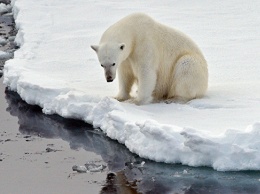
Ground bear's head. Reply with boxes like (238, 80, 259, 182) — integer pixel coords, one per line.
(91, 42, 125, 82)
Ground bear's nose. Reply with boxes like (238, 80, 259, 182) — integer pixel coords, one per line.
(106, 76, 113, 82)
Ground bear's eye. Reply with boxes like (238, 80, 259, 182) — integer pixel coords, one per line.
(101, 64, 104, 67)
(112, 63, 115, 66)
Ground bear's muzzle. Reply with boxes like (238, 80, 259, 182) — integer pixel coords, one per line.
(106, 76, 113, 82)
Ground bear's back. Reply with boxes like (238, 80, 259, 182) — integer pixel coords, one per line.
(100, 13, 204, 60)
(100, 13, 155, 43)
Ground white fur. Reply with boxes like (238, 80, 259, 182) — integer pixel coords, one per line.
(91, 13, 208, 105)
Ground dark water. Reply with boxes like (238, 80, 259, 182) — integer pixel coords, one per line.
(4, 88, 260, 194)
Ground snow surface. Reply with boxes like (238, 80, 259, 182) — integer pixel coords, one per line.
(3, 0, 260, 171)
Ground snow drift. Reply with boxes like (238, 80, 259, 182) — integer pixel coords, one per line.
(3, 0, 260, 171)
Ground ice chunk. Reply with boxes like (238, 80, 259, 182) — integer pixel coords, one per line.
(0, 37, 7, 45)
(0, 51, 12, 60)
(72, 165, 87, 173)
(0, 3, 11, 15)
(72, 162, 107, 173)
(85, 163, 107, 172)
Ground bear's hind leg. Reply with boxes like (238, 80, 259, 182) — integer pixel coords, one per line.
(170, 54, 208, 102)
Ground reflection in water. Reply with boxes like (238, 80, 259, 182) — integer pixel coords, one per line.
(5, 89, 260, 194)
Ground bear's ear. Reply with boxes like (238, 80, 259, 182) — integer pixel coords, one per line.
(119, 43, 125, 50)
(91, 45, 99, 52)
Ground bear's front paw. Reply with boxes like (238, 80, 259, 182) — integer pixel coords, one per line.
(133, 98, 153, 105)
(120, 98, 141, 105)
(114, 95, 130, 102)
(121, 98, 152, 105)
(134, 96, 153, 105)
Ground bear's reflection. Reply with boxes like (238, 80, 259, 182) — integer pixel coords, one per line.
(5, 89, 260, 194)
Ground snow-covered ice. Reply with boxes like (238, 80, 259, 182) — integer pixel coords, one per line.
(3, 0, 260, 171)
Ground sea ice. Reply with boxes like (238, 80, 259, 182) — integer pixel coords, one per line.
(3, 0, 260, 171)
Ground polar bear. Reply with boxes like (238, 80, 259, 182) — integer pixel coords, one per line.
(91, 13, 208, 105)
